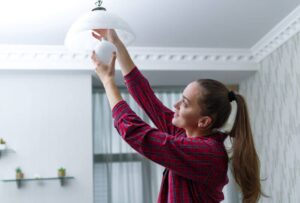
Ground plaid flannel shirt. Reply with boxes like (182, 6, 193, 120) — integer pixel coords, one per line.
(112, 67, 229, 203)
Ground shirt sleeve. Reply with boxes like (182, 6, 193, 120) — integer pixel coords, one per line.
(124, 67, 184, 135)
(112, 100, 221, 181)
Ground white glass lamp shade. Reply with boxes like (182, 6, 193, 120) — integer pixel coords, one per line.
(65, 10, 135, 52)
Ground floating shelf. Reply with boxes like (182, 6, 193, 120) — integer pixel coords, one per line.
(0, 144, 6, 149)
(0, 145, 15, 158)
(0, 144, 6, 157)
(1, 176, 74, 188)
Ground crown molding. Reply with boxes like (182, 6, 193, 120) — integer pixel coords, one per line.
(0, 45, 257, 71)
(129, 47, 255, 63)
(129, 47, 257, 71)
(251, 4, 300, 62)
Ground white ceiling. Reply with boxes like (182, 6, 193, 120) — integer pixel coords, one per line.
(1, 0, 300, 48)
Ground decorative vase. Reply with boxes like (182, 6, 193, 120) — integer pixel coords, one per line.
(16, 172, 24, 180)
(58, 170, 66, 178)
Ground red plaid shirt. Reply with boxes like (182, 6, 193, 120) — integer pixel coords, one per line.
(112, 67, 229, 203)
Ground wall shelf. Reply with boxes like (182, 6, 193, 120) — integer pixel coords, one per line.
(0, 145, 15, 158)
(0, 144, 6, 157)
(1, 176, 74, 188)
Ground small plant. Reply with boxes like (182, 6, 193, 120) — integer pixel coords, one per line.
(0, 138, 6, 145)
(15, 167, 24, 180)
(16, 167, 22, 173)
(58, 167, 66, 177)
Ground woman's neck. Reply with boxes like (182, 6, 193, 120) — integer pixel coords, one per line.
(185, 128, 214, 138)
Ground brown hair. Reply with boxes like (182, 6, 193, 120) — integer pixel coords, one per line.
(196, 79, 263, 203)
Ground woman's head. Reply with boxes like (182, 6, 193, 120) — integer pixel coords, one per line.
(173, 78, 264, 202)
(172, 79, 232, 133)
(172, 81, 205, 130)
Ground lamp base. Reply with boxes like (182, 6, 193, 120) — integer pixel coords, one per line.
(92, 7, 106, 11)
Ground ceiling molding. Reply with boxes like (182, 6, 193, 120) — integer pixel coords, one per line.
(129, 47, 255, 63)
(251, 4, 300, 62)
(0, 45, 257, 71)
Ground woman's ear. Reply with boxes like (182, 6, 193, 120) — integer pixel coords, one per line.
(198, 116, 213, 129)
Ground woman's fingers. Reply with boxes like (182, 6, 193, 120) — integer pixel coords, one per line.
(92, 51, 116, 83)
(92, 32, 102, 41)
(93, 29, 108, 40)
(91, 51, 97, 62)
(110, 52, 117, 67)
(91, 51, 103, 67)
(91, 51, 96, 62)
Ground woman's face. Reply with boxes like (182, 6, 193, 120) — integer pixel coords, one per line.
(172, 81, 204, 129)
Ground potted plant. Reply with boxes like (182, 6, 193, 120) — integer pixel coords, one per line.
(58, 167, 66, 178)
(0, 138, 6, 150)
(16, 167, 24, 180)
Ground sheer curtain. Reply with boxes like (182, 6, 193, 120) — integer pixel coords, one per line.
(93, 88, 240, 203)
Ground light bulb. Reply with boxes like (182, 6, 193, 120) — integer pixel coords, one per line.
(94, 40, 117, 64)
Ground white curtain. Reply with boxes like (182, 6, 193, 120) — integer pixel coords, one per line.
(92, 88, 239, 203)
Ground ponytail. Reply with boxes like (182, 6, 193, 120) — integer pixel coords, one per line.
(230, 94, 262, 203)
(196, 79, 266, 202)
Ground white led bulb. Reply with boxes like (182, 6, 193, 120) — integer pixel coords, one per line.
(94, 39, 117, 64)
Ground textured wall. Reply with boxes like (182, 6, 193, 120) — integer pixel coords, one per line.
(239, 33, 300, 202)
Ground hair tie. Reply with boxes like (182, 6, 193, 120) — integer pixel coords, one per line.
(217, 100, 238, 134)
(216, 91, 238, 134)
(228, 91, 236, 102)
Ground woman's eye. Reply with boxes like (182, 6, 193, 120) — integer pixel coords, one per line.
(182, 101, 188, 107)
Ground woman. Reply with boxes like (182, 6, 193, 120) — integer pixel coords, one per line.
(91, 29, 263, 203)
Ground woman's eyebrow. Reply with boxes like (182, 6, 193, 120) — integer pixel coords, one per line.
(182, 95, 191, 103)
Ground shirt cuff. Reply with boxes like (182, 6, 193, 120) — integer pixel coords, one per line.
(112, 100, 130, 119)
(124, 66, 141, 84)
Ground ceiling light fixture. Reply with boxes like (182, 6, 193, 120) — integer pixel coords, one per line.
(65, 0, 135, 62)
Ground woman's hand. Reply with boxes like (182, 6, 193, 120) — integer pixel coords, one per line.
(92, 29, 121, 45)
(92, 28, 135, 76)
(92, 50, 123, 109)
(91, 50, 117, 85)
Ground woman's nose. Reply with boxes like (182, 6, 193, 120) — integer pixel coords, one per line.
(174, 100, 180, 109)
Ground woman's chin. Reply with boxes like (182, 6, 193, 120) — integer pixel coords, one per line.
(172, 118, 179, 127)
(171, 118, 176, 126)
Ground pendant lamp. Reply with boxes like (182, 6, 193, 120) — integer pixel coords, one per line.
(65, 0, 135, 54)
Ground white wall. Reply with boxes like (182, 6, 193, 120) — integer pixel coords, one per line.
(239, 33, 300, 202)
(0, 71, 93, 203)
